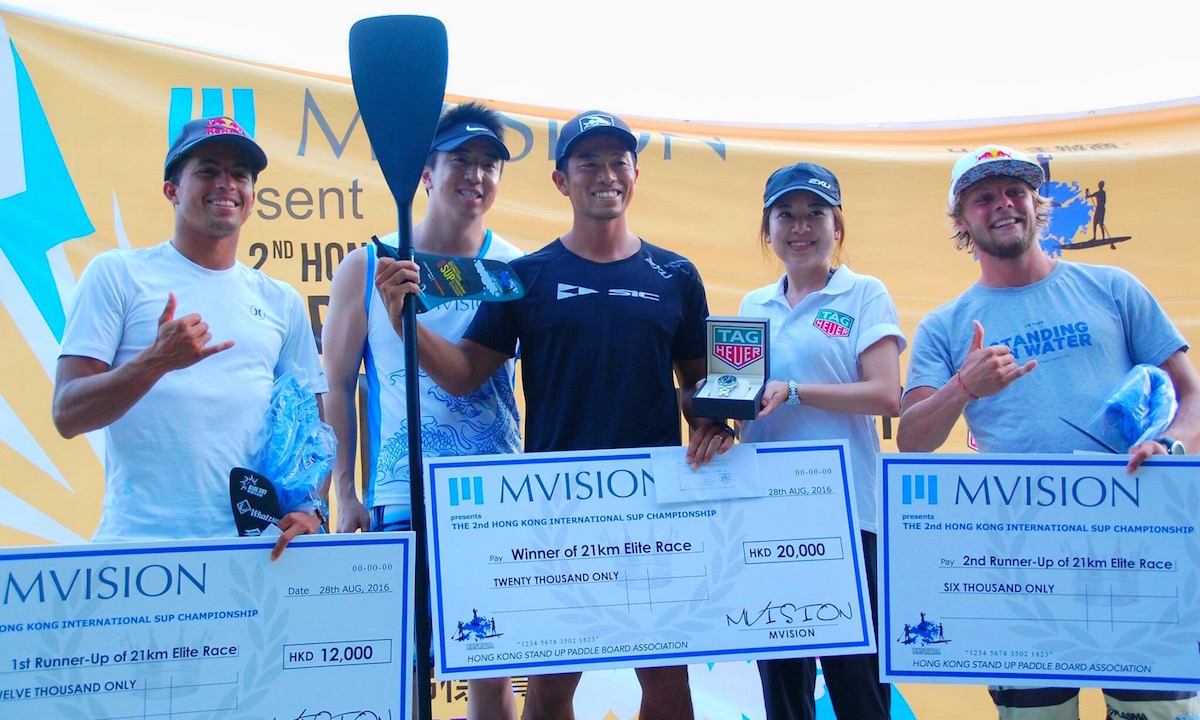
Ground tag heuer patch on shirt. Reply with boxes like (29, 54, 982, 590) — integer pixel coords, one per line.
(814, 309, 853, 338)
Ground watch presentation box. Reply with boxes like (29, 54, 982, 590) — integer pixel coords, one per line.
(692, 316, 769, 421)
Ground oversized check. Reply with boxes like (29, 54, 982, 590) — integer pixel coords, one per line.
(424, 441, 875, 679)
(880, 453, 1200, 690)
(0, 534, 414, 719)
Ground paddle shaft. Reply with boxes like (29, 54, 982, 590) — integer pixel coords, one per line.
(398, 200, 435, 719)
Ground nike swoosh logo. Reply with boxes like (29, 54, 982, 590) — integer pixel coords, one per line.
(465, 124, 488, 132)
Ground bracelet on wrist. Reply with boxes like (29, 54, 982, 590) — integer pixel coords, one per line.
(955, 372, 979, 401)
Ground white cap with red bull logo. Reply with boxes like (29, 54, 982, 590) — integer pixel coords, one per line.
(949, 144, 1044, 205)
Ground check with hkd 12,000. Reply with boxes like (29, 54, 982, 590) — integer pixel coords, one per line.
(0, 534, 414, 719)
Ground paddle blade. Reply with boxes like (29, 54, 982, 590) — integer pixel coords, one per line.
(413, 252, 527, 309)
(371, 236, 527, 312)
(349, 16, 448, 207)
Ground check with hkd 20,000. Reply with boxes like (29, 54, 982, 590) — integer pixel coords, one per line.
(425, 441, 875, 679)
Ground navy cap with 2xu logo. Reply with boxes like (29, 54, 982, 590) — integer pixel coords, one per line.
(432, 122, 511, 161)
(554, 111, 638, 167)
(763, 162, 842, 208)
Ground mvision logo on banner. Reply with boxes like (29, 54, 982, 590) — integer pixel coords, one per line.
(168, 87, 256, 142)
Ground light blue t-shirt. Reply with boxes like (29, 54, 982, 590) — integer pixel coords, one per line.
(906, 261, 1186, 453)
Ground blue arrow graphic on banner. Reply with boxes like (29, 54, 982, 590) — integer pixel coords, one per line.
(0, 40, 94, 341)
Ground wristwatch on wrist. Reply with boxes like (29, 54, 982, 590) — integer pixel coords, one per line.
(786, 380, 801, 407)
(1156, 436, 1186, 455)
(309, 492, 329, 526)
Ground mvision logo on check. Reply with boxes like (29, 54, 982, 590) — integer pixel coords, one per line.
(447, 467, 656, 507)
(899, 472, 1143, 508)
(449, 477, 484, 507)
(902, 474, 937, 506)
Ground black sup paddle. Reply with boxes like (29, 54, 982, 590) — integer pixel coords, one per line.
(349, 16, 447, 719)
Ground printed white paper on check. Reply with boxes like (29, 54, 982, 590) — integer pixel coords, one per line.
(650, 443, 764, 504)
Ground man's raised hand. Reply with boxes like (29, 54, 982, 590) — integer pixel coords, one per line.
(955, 320, 1037, 400)
(152, 292, 234, 370)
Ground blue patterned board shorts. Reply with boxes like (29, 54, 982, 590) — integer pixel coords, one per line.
(370, 504, 412, 532)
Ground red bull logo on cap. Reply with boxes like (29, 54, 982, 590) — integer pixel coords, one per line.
(206, 117, 247, 136)
(975, 148, 1012, 161)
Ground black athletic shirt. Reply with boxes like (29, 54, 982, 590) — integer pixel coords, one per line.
(465, 238, 708, 452)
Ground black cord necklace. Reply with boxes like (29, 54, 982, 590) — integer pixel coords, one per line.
(783, 266, 836, 294)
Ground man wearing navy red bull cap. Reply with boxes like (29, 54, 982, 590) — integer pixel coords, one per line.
(323, 101, 522, 720)
(374, 109, 732, 720)
(898, 145, 1200, 719)
(53, 116, 326, 560)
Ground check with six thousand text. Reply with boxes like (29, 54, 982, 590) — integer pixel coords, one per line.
(424, 441, 875, 679)
(880, 453, 1200, 691)
(0, 533, 415, 719)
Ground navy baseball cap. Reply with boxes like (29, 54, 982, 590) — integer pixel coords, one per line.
(554, 111, 637, 167)
(431, 122, 510, 161)
(763, 162, 841, 208)
(164, 116, 267, 181)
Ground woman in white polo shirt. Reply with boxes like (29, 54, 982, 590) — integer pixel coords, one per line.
(740, 162, 906, 720)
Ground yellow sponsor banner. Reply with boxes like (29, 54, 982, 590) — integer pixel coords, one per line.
(2, 7, 1196, 719)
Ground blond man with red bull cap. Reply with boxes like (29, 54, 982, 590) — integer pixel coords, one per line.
(897, 145, 1200, 719)
(53, 116, 326, 559)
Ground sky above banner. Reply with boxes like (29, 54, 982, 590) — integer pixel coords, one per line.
(2, 0, 1197, 127)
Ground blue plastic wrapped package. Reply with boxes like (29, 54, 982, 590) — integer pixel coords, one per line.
(253, 370, 337, 515)
(1089, 364, 1177, 450)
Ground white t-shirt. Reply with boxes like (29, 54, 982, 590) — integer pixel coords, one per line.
(363, 230, 523, 509)
(739, 265, 906, 533)
(59, 242, 327, 541)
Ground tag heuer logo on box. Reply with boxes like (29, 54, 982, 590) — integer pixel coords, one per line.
(713, 326, 764, 370)
(813, 309, 853, 338)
